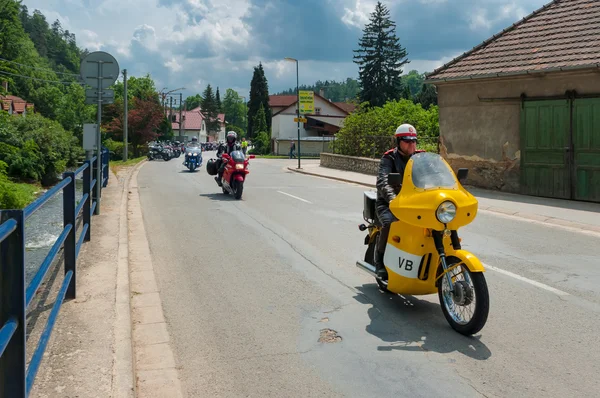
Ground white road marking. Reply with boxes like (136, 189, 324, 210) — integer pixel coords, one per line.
(276, 191, 313, 204)
(484, 263, 570, 296)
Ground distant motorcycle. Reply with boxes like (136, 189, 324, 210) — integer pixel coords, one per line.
(183, 147, 202, 171)
(147, 144, 170, 161)
(208, 150, 254, 199)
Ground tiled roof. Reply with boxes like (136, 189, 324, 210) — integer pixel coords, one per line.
(426, 0, 600, 82)
(269, 95, 297, 107)
(171, 107, 205, 130)
(333, 102, 356, 113)
(0, 95, 33, 114)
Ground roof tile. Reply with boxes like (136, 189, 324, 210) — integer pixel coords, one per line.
(426, 0, 600, 81)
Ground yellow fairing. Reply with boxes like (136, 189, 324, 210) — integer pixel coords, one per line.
(389, 156, 478, 231)
(446, 249, 486, 273)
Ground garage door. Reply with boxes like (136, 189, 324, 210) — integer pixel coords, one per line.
(573, 98, 600, 202)
(520, 98, 600, 202)
(520, 100, 571, 199)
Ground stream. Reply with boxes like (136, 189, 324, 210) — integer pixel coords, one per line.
(24, 176, 85, 285)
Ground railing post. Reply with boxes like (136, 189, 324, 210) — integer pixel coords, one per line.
(0, 210, 26, 397)
(102, 149, 108, 187)
(94, 155, 101, 214)
(83, 160, 91, 242)
(62, 172, 77, 299)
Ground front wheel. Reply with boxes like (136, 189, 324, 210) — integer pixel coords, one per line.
(233, 179, 244, 199)
(438, 258, 489, 336)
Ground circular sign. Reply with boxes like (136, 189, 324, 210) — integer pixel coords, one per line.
(80, 51, 120, 89)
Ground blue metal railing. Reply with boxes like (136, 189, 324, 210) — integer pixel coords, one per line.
(0, 148, 110, 397)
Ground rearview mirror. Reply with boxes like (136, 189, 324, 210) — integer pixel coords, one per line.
(457, 168, 468, 182)
(388, 173, 402, 186)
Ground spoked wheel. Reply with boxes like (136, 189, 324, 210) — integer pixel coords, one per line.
(365, 231, 389, 293)
(438, 257, 489, 335)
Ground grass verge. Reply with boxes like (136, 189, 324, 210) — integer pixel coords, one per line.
(110, 156, 146, 175)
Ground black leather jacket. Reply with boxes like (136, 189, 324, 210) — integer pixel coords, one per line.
(376, 148, 412, 207)
(217, 142, 241, 157)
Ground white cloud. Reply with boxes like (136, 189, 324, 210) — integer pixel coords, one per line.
(19, 0, 548, 98)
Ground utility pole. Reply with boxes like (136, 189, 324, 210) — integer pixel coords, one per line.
(170, 97, 173, 124)
(179, 92, 183, 138)
(123, 69, 128, 161)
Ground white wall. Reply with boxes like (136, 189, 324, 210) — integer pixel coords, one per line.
(273, 114, 310, 139)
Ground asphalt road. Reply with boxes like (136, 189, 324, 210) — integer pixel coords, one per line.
(137, 153, 600, 397)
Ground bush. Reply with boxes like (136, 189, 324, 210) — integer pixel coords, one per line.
(252, 131, 271, 155)
(0, 167, 37, 209)
(334, 99, 439, 158)
(0, 112, 81, 186)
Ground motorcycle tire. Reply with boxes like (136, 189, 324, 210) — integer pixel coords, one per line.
(437, 257, 489, 336)
(163, 154, 170, 161)
(233, 180, 243, 200)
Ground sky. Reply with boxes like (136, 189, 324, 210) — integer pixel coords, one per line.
(22, 0, 549, 99)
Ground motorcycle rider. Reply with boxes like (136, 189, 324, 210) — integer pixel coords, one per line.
(374, 123, 420, 279)
(215, 131, 242, 186)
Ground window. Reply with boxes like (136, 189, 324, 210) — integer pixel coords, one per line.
(315, 107, 321, 114)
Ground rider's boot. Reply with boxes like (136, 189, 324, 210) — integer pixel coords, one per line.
(374, 250, 388, 279)
(215, 173, 223, 186)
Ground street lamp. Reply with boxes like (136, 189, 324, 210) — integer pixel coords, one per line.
(284, 57, 301, 169)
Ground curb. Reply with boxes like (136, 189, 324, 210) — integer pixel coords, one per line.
(286, 167, 600, 235)
(112, 159, 147, 398)
(127, 161, 184, 397)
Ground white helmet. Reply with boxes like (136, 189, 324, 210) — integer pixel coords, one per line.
(394, 124, 417, 141)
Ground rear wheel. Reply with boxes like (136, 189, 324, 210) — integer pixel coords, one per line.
(438, 257, 489, 335)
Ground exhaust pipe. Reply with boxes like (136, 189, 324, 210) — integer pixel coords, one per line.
(356, 260, 377, 276)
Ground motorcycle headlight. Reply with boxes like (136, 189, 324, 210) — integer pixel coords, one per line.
(187, 152, 192, 156)
(193, 153, 197, 156)
(436, 201, 456, 223)
(235, 163, 244, 170)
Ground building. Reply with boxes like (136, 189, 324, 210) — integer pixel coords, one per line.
(0, 94, 34, 116)
(216, 113, 226, 142)
(425, 0, 600, 203)
(171, 107, 207, 142)
(269, 93, 356, 155)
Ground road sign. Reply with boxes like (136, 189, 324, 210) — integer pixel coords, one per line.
(294, 117, 308, 123)
(80, 51, 119, 89)
(299, 90, 314, 114)
(84, 88, 114, 105)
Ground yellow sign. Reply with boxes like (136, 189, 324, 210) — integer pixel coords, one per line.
(294, 117, 308, 123)
(299, 90, 314, 114)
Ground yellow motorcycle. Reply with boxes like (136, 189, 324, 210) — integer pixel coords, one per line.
(357, 152, 489, 335)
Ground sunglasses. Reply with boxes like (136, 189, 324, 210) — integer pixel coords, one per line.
(400, 139, 418, 144)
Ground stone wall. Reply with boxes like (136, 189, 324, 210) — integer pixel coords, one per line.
(320, 153, 379, 176)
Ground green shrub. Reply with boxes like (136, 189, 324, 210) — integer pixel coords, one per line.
(334, 99, 439, 158)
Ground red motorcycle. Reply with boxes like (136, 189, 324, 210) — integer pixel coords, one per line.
(218, 150, 254, 199)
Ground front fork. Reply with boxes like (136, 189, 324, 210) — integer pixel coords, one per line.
(432, 230, 459, 292)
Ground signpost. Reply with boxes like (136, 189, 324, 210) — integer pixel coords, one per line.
(80, 51, 119, 215)
(299, 90, 314, 114)
(294, 117, 307, 123)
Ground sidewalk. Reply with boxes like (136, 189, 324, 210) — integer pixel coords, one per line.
(30, 165, 137, 398)
(288, 163, 600, 233)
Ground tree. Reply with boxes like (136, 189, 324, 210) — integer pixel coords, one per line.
(215, 87, 221, 112)
(105, 97, 163, 157)
(185, 93, 202, 110)
(253, 103, 267, 134)
(247, 62, 271, 138)
(403, 70, 425, 97)
(201, 84, 220, 138)
(416, 83, 438, 109)
(222, 88, 245, 131)
(353, 1, 409, 107)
